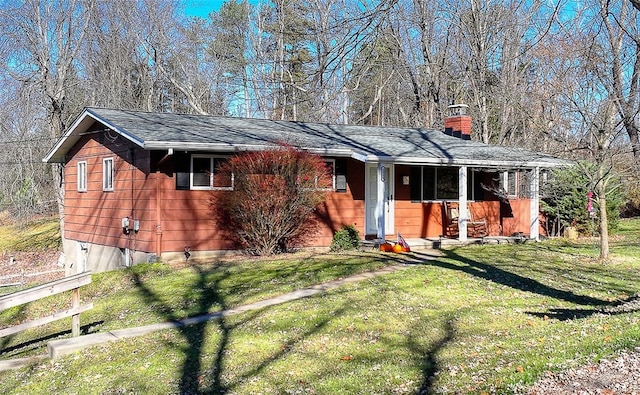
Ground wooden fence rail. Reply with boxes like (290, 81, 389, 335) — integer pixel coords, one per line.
(0, 272, 92, 338)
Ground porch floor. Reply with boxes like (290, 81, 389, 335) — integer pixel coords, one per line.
(363, 235, 530, 250)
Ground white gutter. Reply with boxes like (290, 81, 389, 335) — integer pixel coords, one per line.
(392, 157, 569, 169)
(145, 141, 359, 158)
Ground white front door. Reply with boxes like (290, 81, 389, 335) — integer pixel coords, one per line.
(365, 163, 394, 237)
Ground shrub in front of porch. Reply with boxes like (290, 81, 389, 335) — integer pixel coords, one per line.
(330, 224, 361, 251)
(212, 145, 332, 255)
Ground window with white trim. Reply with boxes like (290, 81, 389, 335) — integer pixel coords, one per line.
(500, 171, 518, 198)
(77, 161, 87, 192)
(189, 155, 233, 190)
(301, 160, 337, 191)
(322, 160, 336, 190)
(103, 158, 114, 191)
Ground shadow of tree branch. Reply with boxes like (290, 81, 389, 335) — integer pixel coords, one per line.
(410, 250, 609, 307)
(408, 318, 455, 395)
(131, 264, 231, 394)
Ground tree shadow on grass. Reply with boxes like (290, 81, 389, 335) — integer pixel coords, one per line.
(526, 293, 640, 321)
(411, 250, 609, 307)
(131, 264, 229, 394)
(130, 263, 355, 394)
(410, 248, 640, 324)
(407, 318, 455, 395)
(0, 321, 104, 358)
(225, 303, 351, 392)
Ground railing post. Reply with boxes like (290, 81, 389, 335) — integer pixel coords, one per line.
(71, 287, 80, 337)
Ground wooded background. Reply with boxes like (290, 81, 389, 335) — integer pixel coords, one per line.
(1, 0, 639, 218)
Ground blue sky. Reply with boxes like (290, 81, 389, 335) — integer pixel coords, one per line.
(182, 0, 260, 18)
(182, 0, 227, 17)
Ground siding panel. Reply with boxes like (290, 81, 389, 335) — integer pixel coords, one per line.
(64, 131, 156, 254)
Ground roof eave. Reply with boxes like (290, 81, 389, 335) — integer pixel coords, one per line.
(393, 156, 570, 169)
(145, 141, 361, 159)
(42, 108, 145, 163)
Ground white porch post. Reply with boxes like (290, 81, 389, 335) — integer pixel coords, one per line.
(458, 166, 468, 241)
(529, 167, 540, 241)
(376, 162, 386, 241)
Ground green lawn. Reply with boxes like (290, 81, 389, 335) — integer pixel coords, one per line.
(1, 219, 640, 394)
(0, 216, 60, 251)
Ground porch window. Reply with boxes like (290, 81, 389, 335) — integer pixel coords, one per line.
(500, 171, 518, 198)
(500, 171, 524, 198)
(77, 161, 87, 192)
(190, 155, 233, 190)
(410, 166, 476, 201)
(103, 157, 114, 191)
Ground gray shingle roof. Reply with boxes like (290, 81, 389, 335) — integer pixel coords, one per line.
(44, 107, 567, 168)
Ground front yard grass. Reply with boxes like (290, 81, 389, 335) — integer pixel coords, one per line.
(1, 219, 640, 394)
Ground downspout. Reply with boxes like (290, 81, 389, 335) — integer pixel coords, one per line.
(155, 149, 174, 257)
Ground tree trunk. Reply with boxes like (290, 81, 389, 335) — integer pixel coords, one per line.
(597, 184, 609, 261)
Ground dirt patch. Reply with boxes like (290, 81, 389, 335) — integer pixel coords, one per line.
(528, 348, 640, 394)
(0, 249, 63, 290)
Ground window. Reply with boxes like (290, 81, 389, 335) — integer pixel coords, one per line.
(176, 154, 345, 192)
(335, 159, 347, 192)
(103, 158, 114, 191)
(77, 161, 87, 192)
(500, 171, 518, 198)
(321, 160, 336, 190)
(410, 166, 477, 201)
(189, 155, 233, 190)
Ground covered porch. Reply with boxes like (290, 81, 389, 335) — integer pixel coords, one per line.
(365, 162, 545, 243)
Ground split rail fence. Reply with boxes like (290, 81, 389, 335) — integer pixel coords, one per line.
(0, 272, 93, 339)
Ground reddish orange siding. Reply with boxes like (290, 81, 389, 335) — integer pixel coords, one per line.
(65, 131, 156, 253)
(309, 160, 366, 246)
(64, 128, 543, 258)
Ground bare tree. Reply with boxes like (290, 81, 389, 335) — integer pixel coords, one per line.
(543, 0, 636, 260)
(0, 80, 55, 217)
(445, 0, 552, 144)
(0, 0, 95, 230)
(597, 0, 640, 166)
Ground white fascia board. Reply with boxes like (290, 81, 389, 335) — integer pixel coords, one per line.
(43, 108, 146, 163)
(392, 156, 569, 169)
(311, 149, 355, 157)
(43, 110, 95, 163)
(350, 151, 369, 162)
(145, 141, 356, 158)
(359, 154, 395, 163)
(145, 141, 264, 152)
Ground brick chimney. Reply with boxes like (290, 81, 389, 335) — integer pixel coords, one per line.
(444, 104, 471, 140)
